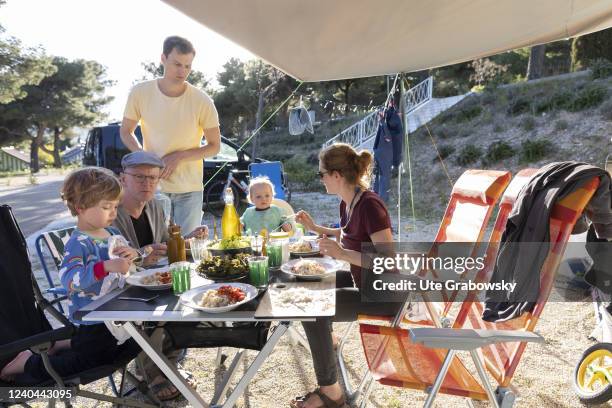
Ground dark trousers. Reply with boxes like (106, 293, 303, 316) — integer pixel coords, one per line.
(24, 323, 139, 382)
(301, 271, 402, 386)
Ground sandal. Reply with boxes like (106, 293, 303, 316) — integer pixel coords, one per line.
(290, 388, 349, 408)
(150, 379, 180, 401)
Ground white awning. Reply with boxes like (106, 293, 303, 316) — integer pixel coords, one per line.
(162, 0, 612, 81)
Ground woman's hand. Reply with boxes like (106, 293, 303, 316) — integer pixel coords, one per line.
(104, 258, 132, 274)
(318, 234, 344, 260)
(142, 243, 167, 267)
(295, 210, 316, 232)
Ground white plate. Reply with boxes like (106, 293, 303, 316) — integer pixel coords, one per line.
(179, 283, 257, 313)
(125, 267, 172, 290)
(280, 258, 339, 280)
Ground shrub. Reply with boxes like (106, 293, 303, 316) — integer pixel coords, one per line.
(554, 119, 569, 131)
(590, 58, 612, 79)
(600, 99, 612, 121)
(493, 123, 504, 133)
(284, 158, 320, 191)
(455, 144, 483, 166)
(521, 116, 536, 131)
(520, 139, 551, 163)
(434, 144, 455, 162)
(455, 104, 482, 122)
(485, 141, 515, 163)
(508, 97, 531, 115)
(535, 89, 574, 113)
(569, 84, 607, 111)
(435, 125, 456, 139)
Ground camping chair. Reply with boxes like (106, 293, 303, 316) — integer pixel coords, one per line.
(34, 227, 75, 314)
(356, 175, 600, 407)
(337, 169, 512, 395)
(0, 205, 157, 408)
(249, 161, 290, 202)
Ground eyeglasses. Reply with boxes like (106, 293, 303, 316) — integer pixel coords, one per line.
(125, 173, 160, 183)
(317, 171, 329, 179)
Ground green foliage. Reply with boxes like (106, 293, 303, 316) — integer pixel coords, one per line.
(455, 144, 482, 166)
(590, 58, 612, 79)
(521, 116, 536, 131)
(470, 58, 508, 86)
(571, 27, 612, 71)
(493, 123, 504, 133)
(435, 144, 455, 162)
(534, 88, 574, 113)
(568, 84, 607, 111)
(0, 33, 55, 104)
(520, 139, 551, 163)
(284, 158, 321, 191)
(485, 141, 515, 163)
(434, 124, 456, 139)
(508, 96, 532, 115)
(554, 119, 569, 131)
(600, 100, 612, 121)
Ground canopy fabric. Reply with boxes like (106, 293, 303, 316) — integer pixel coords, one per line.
(163, 0, 612, 82)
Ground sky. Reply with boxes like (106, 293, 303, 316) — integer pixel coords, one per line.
(0, 0, 254, 122)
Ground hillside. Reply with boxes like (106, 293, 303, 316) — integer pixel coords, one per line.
(260, 71, 612, 223)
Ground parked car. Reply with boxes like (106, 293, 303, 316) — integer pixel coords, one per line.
(82, 123, 289, 211)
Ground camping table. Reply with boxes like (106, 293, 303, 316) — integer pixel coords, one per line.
(75, 267, 337, 408)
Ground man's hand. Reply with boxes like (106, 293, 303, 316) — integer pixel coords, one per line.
(186, 225, 209, 240)
(104, 258, 132, 274)
(142, 243, 167, 267)
(161, 151, 186, 179)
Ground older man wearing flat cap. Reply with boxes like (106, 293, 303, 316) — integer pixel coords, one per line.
(114, 151, 208, 267)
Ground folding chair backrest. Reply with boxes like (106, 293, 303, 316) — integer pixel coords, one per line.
(249, 161, 287, 201)
(462, 175, 600, 387)
(0, 205, 52, 368)
(35, 227, 75, 296)
(358, 175, 600, 401)
(448, 168, 539, 320)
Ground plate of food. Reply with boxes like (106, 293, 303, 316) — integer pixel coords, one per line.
(208, 236, 253, 257)
(288, 239, 320, 257)
(180, 283, 257, 313)
(125, 267, 173, 290)
(280, 258, 339, 280)
(195, 253, 250, 281)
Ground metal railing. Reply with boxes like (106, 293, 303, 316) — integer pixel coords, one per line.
(322, 76, 433, 149)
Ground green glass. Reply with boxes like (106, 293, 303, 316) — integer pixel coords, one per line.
(247, 256, 269, 288)
(171, 261, 191, 294)
(268, 241, 283, 268)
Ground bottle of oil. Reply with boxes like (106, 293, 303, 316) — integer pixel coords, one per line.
(167, 223, 186, 264)
(221, 187, 241, 239)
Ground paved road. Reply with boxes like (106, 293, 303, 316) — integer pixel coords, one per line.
(0, 175, 73, 238)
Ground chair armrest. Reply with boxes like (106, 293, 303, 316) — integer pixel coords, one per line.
(46, 287, 68, 296)
(0, 326, 74, 359)
(409, 327, 544, 351)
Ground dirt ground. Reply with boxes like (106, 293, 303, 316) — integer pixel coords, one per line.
(22, 191, 602, 408)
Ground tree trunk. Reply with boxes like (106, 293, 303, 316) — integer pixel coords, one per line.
(52, 127, 62, 168)
(343, 81, 351, 115)
(29, 127, 44, 173)
(251, 90, 266, 159)
(527, 45, 546, 80)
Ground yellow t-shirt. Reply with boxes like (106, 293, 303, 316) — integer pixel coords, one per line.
(123, 79, 220, 193)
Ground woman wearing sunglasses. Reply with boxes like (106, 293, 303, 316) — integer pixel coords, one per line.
(293, 143, 400, 408)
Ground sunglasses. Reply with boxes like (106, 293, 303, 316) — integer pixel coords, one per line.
(316, 171, 329, 179)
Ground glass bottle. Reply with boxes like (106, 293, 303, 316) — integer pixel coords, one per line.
(167, 224, 186, 264)
(221, 187, 241, 239)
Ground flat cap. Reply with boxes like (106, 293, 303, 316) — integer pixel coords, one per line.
(121, 151, 165, 169)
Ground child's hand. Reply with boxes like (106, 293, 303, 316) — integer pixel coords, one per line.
(104, 258, 132, 274)
(113, 246, 139, 260)
(281, 222, 292, 232)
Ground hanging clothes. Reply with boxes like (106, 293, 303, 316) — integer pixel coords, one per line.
(288, 106, 313, 135)
(373, 106, 403, 202)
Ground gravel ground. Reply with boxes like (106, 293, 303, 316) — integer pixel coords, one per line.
(22, 191, 600, 408)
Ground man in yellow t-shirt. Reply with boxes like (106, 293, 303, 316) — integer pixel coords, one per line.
(120, 36, 221, 235)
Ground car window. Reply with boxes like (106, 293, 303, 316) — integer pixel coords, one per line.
(209, 142, 238, 162)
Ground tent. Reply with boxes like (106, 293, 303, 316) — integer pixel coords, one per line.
(162, 0, 612, 82)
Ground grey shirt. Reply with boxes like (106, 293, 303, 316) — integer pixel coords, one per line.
(113, 200, 169, 249)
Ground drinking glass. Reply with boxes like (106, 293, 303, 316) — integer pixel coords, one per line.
(190, 238, 208, 264)
(170, 261, 191, 294)
(247, 256, 269, 288)
(268, 241, 283, 268)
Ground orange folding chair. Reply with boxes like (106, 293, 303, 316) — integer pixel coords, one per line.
(357, 175, 600, 407)
(338, 169, 512, 396)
